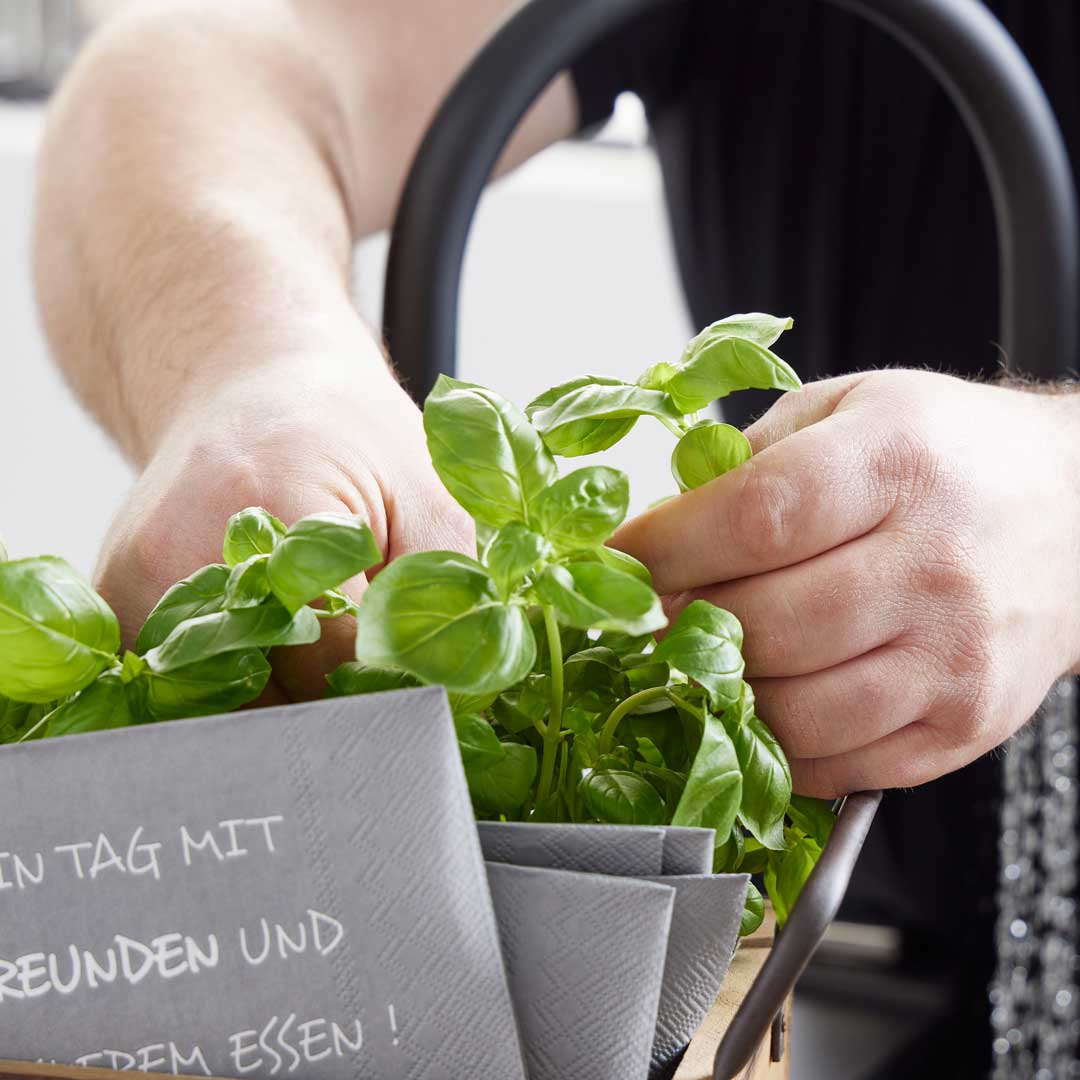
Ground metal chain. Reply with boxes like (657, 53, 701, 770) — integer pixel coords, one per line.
(991, 678, 1079, 1079)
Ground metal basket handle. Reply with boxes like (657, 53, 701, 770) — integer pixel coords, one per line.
(711, 790, 881, 1079)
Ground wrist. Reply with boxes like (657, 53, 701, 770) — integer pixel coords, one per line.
(132, 305, 396, 465)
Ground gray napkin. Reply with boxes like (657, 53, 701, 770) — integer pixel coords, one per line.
(660, 827, 716, 875)
(0, 688, 526, 1080)
(477, 820, 665, 876)
(487, 862, 675, 1080)
(645, 874, 750, 1078)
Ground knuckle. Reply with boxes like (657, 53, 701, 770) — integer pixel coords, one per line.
(766, 683, 825, 760)
(872, 423, 941, 507)
(904, 526, 988, 615)
(726, 463, 800, 559)
(792, 756, 846, 800)
(921, 632, 1002, 751)
(947, 658, 1004, 749)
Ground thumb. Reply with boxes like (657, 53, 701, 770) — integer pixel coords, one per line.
(743, 372, 868, 452)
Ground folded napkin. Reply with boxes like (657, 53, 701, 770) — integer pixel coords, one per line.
(645, 874, 749, 1078)
(0, 689, 526, 1080)
(478, 820, 665, 875)
(487, 862, 675, 1080)
(659, 827, 716, 875)
(477, 820, 746, 1079)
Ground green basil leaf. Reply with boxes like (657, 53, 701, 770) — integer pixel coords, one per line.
(222, 507, 286, 566)
(424, 375, 557, 527)
(484, 523, 551, 599)
(136, 564, 230, 654)
(491, 696, 536, 735)
(562, 706, 596, 737)
(320, 588, 359, 618)
(737, 837, 770, 876)
(563, 646, 627, 710)
(634, 735, 666, 767)
(594, 629, 656, 656)
(671, 421, 753, 491)
(533, 563, 665, 636)
(0, 556, 121, 704)
(475, 521, 499, 562)
(0, 694, 49, 744)
(325, 662, 422, 698)
(447, 688, 499, 715)
(44, 671, 131, 738)
(454, 713, 507, 770)
(672, 708, 743, 838)
(653, 600, 744, 711)
(726, 705, 791, 851)
(740, 881, 766, 937)
(355, 551, 536, 695)
(713, 823, 745, 873)
(564, 645, 623, 674)
(466, 742, 537, 817)
(636, 361, 680, 392)
(625, 658, 671, 693)
(633, 761, 683, 809)
(666, 336, 801, 413)
(764, 835, 822, 927)
(561, 640, 618, 681)
(526, 377, 682, 457)
(595, 547, 653, 586)
(492, 674, 551, 734)
(119, 649, 147, 684)
(681, 313, 793, 357)
(139, 649, 271, 720)
(625, 707, 689, 773)
(533, 466, 629, 551)
(580, 769, 666, 825)
(564, 546, 654, 587)
(224, 554, 271, 609)
(787, 794, 837, 845)
(267, 513, 381, 613)
(144, 602, 320, 673)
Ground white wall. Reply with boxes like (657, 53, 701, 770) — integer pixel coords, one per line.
(0, 102, 131, 573)
(1, 101, 691, 576)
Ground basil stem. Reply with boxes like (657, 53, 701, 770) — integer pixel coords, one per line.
(536, 606, 565, 802)
(599, 685, 672, 755)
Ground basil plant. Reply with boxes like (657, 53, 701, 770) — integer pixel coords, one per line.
(0, 313, 834, 933)
(0, 508, 382, 746)
(343, 312, 834, 933)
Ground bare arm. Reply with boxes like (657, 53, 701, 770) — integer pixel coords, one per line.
(35, 0, 576, 463)
(32, 0, 578, 694)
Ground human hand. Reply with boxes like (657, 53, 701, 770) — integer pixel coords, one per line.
(94, 349, 472, 703)
(613, 370, 1080, 796)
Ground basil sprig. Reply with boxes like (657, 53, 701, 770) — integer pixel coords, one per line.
(0, 510, 382, 741)
(346, 311, 829, 931)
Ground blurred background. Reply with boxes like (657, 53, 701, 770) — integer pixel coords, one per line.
(0, 3, 959, 1078)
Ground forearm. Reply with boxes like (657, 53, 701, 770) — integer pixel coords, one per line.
(33, 2, 392, 465)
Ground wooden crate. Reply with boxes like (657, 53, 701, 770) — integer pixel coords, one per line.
(675, 908, 789, 1080)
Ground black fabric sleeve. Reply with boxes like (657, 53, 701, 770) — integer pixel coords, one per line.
(568, 1, 698, 131)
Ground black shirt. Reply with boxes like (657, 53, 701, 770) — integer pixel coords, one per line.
(571, 4, 1080, 1072)
(572, 0, 1080, 424)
